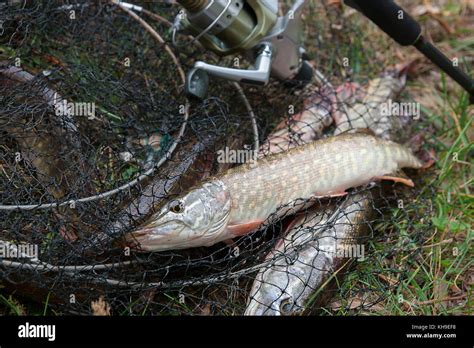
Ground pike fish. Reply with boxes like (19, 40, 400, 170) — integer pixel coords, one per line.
(126, 132, 423, 252)
(244, 192, 373, 315)
(333, 65, 410, 139)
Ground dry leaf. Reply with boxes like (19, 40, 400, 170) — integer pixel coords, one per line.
(199, 303, 212, 316)
(412, 4, 441, 17)
(330, 295, 385, 312)
(59, 226, 78, 242)
(327, 0, 342, 6)
(91, 296, 111, 316)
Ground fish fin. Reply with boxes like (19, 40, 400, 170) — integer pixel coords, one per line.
(376, 174, 414, 187)
(352, 128, 376, 136)
(335, 128, 376, 137)
(394, 169, 410, 179)
(222, 238, 236, 247)
(284, 216, 303, 234)
(312, 191, 348, 199)
(227, 219, 264, 237)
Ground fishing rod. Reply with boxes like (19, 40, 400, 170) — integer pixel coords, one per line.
(345, 0, 474, 103)
(174, 0, 474, 102)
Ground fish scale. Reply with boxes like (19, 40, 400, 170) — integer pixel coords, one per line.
(219, 132, 422, 226)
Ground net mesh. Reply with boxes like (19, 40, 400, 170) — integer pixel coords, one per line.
(0, 0, 436, 315)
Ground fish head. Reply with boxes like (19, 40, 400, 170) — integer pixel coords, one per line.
(126, 180, 232, 251)
(244, 261, 309, 316)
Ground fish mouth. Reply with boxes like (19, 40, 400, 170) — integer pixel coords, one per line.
(124, 225, 186, 252)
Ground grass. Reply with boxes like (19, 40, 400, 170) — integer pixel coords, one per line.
(0, 293, 25, 315)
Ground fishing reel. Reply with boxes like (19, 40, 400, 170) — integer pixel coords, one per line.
(174, 0, 312, 99)
(174, 0, 474, 103)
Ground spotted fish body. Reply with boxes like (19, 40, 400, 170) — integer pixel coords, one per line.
(219, 132, 421, 226)
(244, 192, 373, 315)
(128, 132, 422, 251)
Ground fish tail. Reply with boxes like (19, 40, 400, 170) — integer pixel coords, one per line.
(392, 143, 424, 169)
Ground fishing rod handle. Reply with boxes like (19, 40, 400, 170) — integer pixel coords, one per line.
(344, 0, 421, 46)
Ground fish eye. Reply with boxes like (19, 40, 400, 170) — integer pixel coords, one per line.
(279, 297, 294, 315)
(169, 200, 184, 214)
